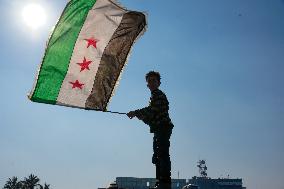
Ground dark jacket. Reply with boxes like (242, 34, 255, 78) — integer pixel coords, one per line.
(134, 89, 174, 133)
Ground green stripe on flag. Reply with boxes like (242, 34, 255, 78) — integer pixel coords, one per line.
(31, 0, 97, 104)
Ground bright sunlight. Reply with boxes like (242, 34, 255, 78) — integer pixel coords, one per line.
(22, 3, 47, 30)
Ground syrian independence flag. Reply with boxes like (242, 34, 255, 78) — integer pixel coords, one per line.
(29, 0, 146, 111)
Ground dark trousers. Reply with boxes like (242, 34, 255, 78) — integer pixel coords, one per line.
(152, 127, 172, 189)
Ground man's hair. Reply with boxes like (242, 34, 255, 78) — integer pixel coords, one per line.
(145, 71, 161, 83)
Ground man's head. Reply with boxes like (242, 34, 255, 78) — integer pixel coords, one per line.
(145, 71, 161, 91)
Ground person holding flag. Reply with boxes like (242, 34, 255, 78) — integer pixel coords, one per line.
(127, 71, 174, 189)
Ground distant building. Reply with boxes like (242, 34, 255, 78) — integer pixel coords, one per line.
(116, 177, 186, 189)
(188, 177, 243, 189)
(185, 160, 244, 189)
(98, 177, 245, 189)
(98, 160, 246, 189)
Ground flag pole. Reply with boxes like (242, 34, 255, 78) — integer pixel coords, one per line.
(103, 110, 127, 115)
(87, 108, 127, 115)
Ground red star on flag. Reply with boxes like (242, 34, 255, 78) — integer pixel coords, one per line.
(77, 57, 92, 72)
(69, 80, 84, 89)
(84, 37, 99, 48)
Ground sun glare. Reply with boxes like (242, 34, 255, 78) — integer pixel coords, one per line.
(22, 4, 47, 30)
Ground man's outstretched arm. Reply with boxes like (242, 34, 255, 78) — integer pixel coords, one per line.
(127, 90, 168, 125)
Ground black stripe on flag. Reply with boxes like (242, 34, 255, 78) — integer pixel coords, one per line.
(85, 11, 146, 111)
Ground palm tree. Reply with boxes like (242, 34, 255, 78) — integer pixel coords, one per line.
(43, 184, 50, 189)
(38, 183, 50, 189)
(22, 174, 41, 189)
(3, 176, 22, 189)
(3, 175, 51, 189)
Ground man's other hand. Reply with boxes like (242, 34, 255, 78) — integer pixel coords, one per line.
(127, 111, 136, 119)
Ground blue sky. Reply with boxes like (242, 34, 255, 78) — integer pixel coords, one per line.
(0, 0, 284, 189)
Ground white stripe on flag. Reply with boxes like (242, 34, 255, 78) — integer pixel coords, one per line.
(56, 0, 125, 108)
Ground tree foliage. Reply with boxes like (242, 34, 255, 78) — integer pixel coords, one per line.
(2, 174, 50, 189)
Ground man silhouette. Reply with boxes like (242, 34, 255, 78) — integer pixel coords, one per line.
(127, 71, 174, 189)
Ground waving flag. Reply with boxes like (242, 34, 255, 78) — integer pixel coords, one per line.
(29, 0, 146, 111)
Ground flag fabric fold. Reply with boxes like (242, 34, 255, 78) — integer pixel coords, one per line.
(29, 0, 147, 111)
